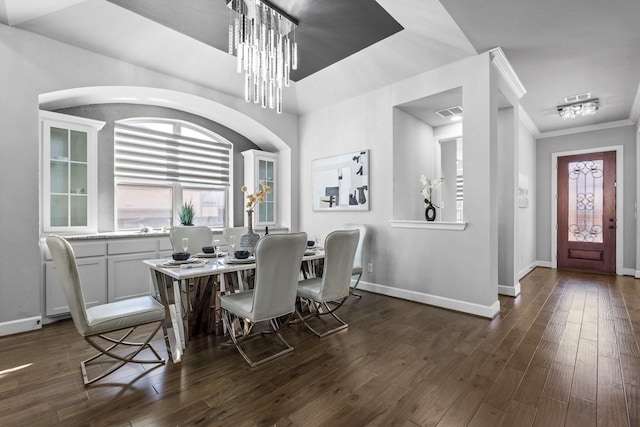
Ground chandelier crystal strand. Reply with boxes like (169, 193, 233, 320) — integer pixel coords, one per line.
(227, 0, 297, 114)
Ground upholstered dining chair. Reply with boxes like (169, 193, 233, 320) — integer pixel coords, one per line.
(220, 232, 307, 367)
(169, 226, 213, 254)
(45, 235, 166, 385)
(341, 223, 367, 297)
(222, 226, 248, 251)
(295, 229, 359, 337)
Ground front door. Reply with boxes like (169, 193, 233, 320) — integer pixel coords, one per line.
(557, 151, 616, 273)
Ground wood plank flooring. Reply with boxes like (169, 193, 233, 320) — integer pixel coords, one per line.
(1, 267, 639, 426)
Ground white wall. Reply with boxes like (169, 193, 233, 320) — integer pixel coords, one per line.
(0, 24, 299, 329)
(393, 108, 435, 220)
(299, 53, 504, 317)
(518, 121, 537, 275)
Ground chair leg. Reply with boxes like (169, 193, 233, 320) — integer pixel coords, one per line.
(294, 300, 348, 338)
(349, 272, 363, 298)
(81, 321, 165, 385)
(221, 309, 294, 368)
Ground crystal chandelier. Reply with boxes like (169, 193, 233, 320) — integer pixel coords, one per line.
(227, 0, 298, 114)
(557, 98, 599, 120)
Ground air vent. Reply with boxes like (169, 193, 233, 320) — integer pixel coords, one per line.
(436, 106, 463, 118)
(564, 93, 591, 103)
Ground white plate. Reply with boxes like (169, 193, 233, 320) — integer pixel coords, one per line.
(168, 257, 199, 265)
(225, 256, 255, 264)
(194, 252, 221, 258)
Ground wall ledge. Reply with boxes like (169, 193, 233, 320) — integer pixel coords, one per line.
(389, 220, 467, 231)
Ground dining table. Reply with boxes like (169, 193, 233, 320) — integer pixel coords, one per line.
(144, 248, 324, 362)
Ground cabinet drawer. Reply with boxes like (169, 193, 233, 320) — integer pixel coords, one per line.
(44, 240, 106, 260)
(158, 237, 173, 252)
(108, 239, 157, 255)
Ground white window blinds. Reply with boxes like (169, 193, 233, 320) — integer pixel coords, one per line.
(114, 121, 231, 186)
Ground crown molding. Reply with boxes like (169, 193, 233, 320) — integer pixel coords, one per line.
(538, 119, 635, 139)
(488, 47, 526, 99)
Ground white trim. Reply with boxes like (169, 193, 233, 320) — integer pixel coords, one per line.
(488, 47, 527, 99)
(621, 268, 635, 277)
(518, 262, 536, 279)
(389, 220, 467, 231)
(519, 106, 540, 137)
(357, 281, 500, 319)
(0, 316, 42, 337)
(39, 110, 106, 130)
(551, 146, 624, 275)
(498, 283, 521, 297)
(635, 270, 640, 279)
(630, 82, 640, 124)
(538, 119, 634, 139)
(536, 260, 553, 268)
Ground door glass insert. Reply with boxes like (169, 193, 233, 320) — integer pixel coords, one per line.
(567, 160, 604, 243)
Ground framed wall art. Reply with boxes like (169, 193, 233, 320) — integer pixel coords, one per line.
(312, 150, 369, 211)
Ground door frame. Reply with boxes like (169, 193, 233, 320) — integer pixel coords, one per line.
(551, 145, 623, 275)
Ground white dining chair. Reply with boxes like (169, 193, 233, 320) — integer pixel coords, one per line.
(220, 232, 307, 367)
(341, 223, 367, 297)
(46, 235, 166, 385)
(222, 226, 248, 251)
(169, 226, 213, 254)
(295, 229, 359, 337)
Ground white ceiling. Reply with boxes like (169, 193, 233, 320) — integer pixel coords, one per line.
(2, 0, 639, 134)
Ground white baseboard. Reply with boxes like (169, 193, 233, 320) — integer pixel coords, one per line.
(536, 260, 553, 268)
(498, 282, 521, 297)
(519, 263, 537, 279)
(621, 268, 635, 277)
(0, 316, 42, 337)
(357, 281, 500, 319)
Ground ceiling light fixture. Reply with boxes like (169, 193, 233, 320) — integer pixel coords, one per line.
(557, 97, 599, 120)
(227, 0, 298, 114)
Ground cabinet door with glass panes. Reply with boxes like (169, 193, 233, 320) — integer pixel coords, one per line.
(41, 111, 105, 233)
(242, 149, 277, 227)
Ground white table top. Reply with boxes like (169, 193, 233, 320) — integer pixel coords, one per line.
(144, 249, 324, 280)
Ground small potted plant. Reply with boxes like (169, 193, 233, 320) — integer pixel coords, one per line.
(178, 201, 195, 226)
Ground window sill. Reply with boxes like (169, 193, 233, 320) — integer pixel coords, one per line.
(389, 220, 467, 231)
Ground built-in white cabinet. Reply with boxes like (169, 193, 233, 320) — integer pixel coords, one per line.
(242, 149, 278, 226)
(44, 236, 172, 316)
(40, 111, 105, 233)
(44, 240, 108, 316)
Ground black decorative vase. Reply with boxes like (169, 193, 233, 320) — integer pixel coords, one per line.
(425, 203, 436, 222)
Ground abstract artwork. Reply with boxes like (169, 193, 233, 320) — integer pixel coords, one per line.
(312, 150, 369, 211)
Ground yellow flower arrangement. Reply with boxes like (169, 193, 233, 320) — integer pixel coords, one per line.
(241, 180, 272, 210)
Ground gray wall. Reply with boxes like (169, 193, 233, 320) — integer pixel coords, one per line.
(535, 125, 637, 268)
(54, 104, 260, 229)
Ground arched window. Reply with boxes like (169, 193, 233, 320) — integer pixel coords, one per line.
(114, 118, 232, 230)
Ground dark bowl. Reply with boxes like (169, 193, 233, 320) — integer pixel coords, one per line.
(172, 252, 190, 261)
(233, 250, 250, 259)
(307, 240, 315, 247)
(202, 246, 216, 254)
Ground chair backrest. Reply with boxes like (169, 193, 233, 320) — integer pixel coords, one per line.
(320, 229, 360, 301)
(222, 226, 248, 249)
(251, 232, 307, 321)
(45, 235, 91, 336)
(169, 226, 213, 254)
(341, 223, 367, 272)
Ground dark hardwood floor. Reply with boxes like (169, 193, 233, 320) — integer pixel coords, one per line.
(1, 267, 639, 426)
